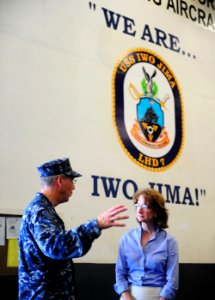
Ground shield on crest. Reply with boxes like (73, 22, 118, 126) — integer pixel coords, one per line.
(137, 97, 164, 142)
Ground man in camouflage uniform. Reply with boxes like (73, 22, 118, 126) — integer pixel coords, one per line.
(18, 157, 128, 300)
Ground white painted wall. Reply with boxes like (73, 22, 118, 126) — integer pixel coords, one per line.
(0, 0, 214, 263)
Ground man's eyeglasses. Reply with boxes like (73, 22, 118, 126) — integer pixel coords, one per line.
(134, 203, 152, 209)
(62, 175, 77, 184)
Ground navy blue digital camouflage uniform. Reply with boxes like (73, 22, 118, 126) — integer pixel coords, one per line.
(18, 192, 101, 299)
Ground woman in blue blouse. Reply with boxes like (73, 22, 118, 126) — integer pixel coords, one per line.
(114, 188, 179, 300)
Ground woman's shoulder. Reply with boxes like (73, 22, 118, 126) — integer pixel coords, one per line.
(159, 229, 178, 245)
(120, 226, 140, 240)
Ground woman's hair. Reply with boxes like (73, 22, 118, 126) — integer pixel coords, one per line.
(133, 188, 169, 229)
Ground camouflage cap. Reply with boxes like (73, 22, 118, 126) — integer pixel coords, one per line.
(37, 158, 82, 178)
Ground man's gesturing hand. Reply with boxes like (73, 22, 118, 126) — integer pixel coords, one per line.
(97, 205, 129, 229)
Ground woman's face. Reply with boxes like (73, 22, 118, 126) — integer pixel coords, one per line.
(135, 194, 156, 224)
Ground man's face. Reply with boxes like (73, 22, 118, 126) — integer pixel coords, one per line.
(58, 175, 76, 204)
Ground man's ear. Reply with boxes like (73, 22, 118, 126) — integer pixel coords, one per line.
(55, 175, 64, 187)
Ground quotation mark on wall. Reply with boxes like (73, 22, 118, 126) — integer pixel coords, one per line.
(195, 188, 206, 206)
(89, 2, 96, 10)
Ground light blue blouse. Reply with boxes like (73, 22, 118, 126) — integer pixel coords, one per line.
(114, 226, 179, 299)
